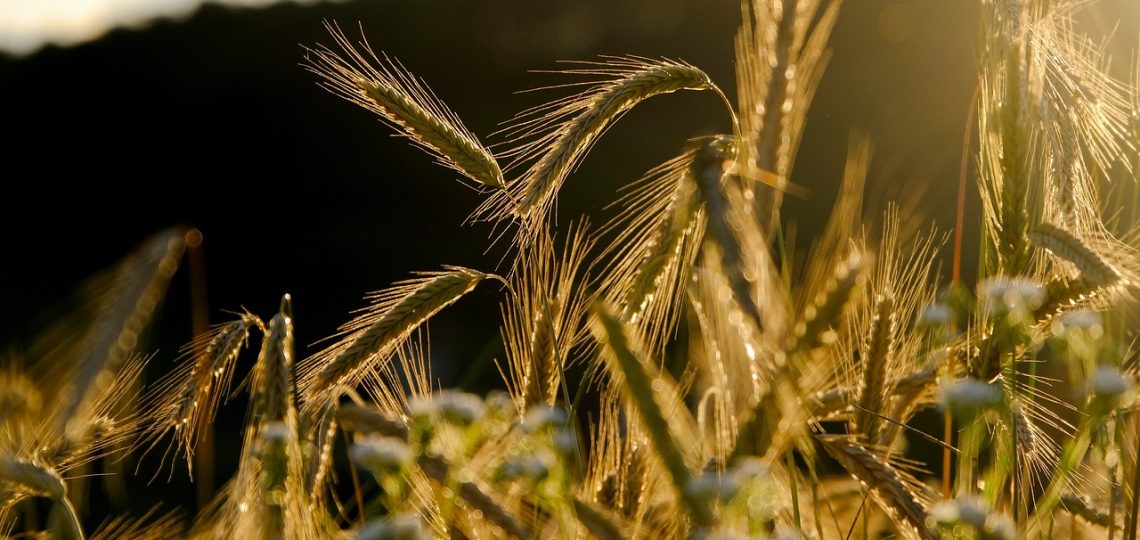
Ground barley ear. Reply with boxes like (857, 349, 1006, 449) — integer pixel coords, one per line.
(588, 301, 712, 527)
(306, 22, 503, 188)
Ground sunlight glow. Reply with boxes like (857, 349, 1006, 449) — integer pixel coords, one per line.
(0, 0, 325, 55)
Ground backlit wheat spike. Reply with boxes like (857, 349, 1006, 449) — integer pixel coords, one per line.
(795, 133, 870, 321)
(44, 354, 151, 473)
(817, 436, 935, 540)
(1030, 222, 1119, 285)
(501, 226, 592, 410)
(1035, 275, 1102, 320)
(300, 266, 493, 398)
(737, 0, 842, 235)
(572, 497, 626, 540)
(89, 507, 185, 540)
(306, 23, 503, 188)
(475, 56, 721, 235)
(691, 135, 766, 331)
(790, 250, 863, 354)
(588, 301, 712, 527)
(0, 454, 66, 503)
(49, 227, 186, 436)
(1062, 492, 1113, 528)
(597, 143, 704, 354)
(855, 294, 896, 440)
(248, 296, 297, 429)
(141, 312, 260, 473)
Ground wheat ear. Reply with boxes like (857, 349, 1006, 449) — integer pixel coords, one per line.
(817, 436, 935, 540)
(572, 497, 626, 540)
(855, 294, 896, 440)
(141, 312, 260, 472)
(477, 56, 720, 231)
(56, 227, 186, 433)
(595, 143, 704, 355)
(1030, 222, 1119, 285)
(306, 22, 503, 188)
(691, 135, 766, 331)
(588, 301, 712, 527)
(301, 266, 494, 398)
(790, 250, 863, 353)
(0, 454, 66, 502)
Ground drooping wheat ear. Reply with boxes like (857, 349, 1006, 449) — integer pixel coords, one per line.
(595, 143, 704, 355)
(476, 56, 721, 233)
(588, 301, 712, 528)
(1035, 276, 1104, 320)
(141, 312, 260, 472)
(301, 267, 494, 398)
(855, 294, 896, 440)
(305, 22, 503, 188)
(572, 497, 626, 540)
(0, 454, 66, 503)
(53, 227, 186, 433)
(1030, 223, 1119, 286)
(790, 250, 863, 353)
(816, 436, 935, 540)
(1061, 492, 1112, 527)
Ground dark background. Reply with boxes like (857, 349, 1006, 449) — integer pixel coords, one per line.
(0, 0, 1134, 523)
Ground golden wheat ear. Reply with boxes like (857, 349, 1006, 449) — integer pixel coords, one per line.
(139, 312, 261, 475)
(474, 56, 726, 236)
(306, 22, 503, 189)
(500, 224, 593, 410)
(588, 301, 712, 528)
(30, 227, 187, 436)
(816, 435, 935, 540)
(298, 267, 498, 401)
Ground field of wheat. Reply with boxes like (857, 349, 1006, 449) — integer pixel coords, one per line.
(4, 0, 1140, 538)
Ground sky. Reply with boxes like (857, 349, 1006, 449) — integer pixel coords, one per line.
(0, 0, 328, 55)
